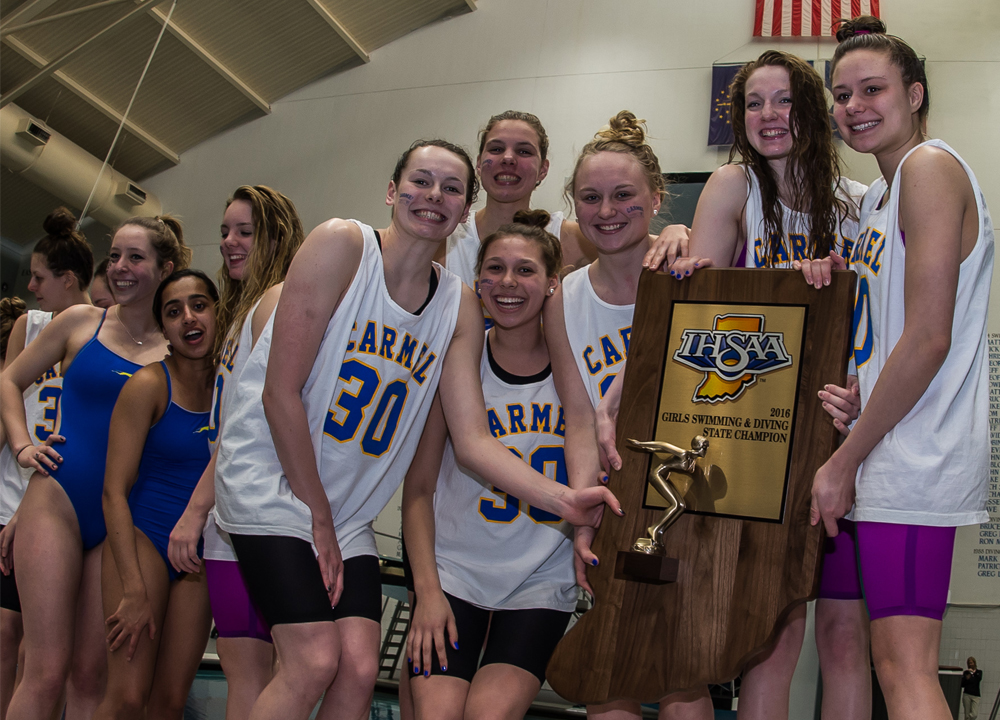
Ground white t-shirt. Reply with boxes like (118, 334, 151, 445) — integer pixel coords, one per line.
(433, 333, 576, 611)
(1, 310, 57, 525)
(215, 221, 464, 559)
(851, 140, 994, 526)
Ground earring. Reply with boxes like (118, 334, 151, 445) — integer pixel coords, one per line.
(653, 209, 659, 216)
(548, 287, 555, 295)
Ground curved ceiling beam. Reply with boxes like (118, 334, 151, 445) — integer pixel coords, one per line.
(305, 0, 369, 63)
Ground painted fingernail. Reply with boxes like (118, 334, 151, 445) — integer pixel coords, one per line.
(442, 665, 447, 672)
(601, 474, 609, 484)
(591, 558, 598, 566)
(424, 670, 429, 677)
(413, 665, 420, 674)
(454, 641, 459, 650)
(685, 270, 691, 276)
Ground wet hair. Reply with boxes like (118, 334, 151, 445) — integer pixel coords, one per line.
(477, 111, 550, 163)
(1, 296, 27, 361)
(115, 215, 191, 271)
(832, 16, 929, 123)
(565, 111, 668, 206)
(391, 139, 479, 206)
(729, 50, 851, 264)
(476, 209, 563, 278)
(152, 269, 219, 332)
(214, 185, 305, 362)
(33, 207, 94, 290)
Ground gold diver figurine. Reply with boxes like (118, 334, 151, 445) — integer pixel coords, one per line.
(626, 436, 710, 554)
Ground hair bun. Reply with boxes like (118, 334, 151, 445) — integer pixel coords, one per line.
(42, 207, 78, 239)
(595, 110, 648, 148)
(835, 15, 886, 42)
(512, 209, 551, 230)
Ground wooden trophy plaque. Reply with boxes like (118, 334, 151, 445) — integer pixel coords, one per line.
(547, 268, 856, 704)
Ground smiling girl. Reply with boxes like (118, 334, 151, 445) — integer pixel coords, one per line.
(96, 270, 217, 718)
(0, 207, 93, 717)
(811, 17, 994, 720)
(443, 111, 594, 287)
(168, 185, 305, 720)
(404, 210, 572, 720)
(0, 216, 188, 719)
(212, 140, 619, 719)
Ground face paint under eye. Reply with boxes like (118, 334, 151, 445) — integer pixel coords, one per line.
(480, 159, 494, 167)
(399, 193, 414, 204)
(478, 278, 494, 286)
(625, 205, 645, 216)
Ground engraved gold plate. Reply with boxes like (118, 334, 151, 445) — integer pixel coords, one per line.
(643, 302, 806, 522)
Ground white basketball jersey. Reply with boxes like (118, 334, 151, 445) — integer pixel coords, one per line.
(446, 211, 564, 290)
(203, 298, 265, 561)
(1, 311, 57, 525)
(742, 169, 867, 268)
(433, 333, 576, 611)
(215, 221, 463, 560)
(851, 140, 994, 526)
(561, 267, 633, 408)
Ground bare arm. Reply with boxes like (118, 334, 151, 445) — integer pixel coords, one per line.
(668, 164, 746, 276)
(262, 219, 365, 605)
(401, 394, 456, 674)
(559, 220, 598, 271)
(101, 365, 165, 660)
(0, 306, 99, 475)
(168, 283, 285, 574)
(812, 147, 974, 534)
(438, 288, 620, 526)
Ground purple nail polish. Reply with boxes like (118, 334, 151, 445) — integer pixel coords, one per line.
(591, 558, 598, 566)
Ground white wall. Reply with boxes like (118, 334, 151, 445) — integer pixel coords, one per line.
(141, 0, 1000, 713)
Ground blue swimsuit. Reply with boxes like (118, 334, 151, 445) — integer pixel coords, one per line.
(50, 311, 141, 550)
(128, 362, 211, 581)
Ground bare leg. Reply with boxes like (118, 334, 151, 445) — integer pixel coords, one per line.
(464, 663, 539, 720)
(147, 567, 212, 720)
(249, 621, 340, 720)
(658, 688, 714, 719)
(92, 533, 170, 719)
(315, 617, 381, 720)
(815, 599, 870, 720)
(217, 637, 275, 720)
(737, 604, 807, 720)
(870, 615, 950, 720)
(587, 688, 713, 720)
(0, 608, 22, 720)
(5, 477, 88, 720)
(410, 672, 468, 720)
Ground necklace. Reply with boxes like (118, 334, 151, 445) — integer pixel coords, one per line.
(116, 305, 143, 346)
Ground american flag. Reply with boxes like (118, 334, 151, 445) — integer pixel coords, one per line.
(753, 0, 881, 37)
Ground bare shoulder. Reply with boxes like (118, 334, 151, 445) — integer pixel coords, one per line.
(453, 284, 486, 339)
(900, 145, 970, 194)
(120, 362, 168, 406)
(706, 164, 751, 198)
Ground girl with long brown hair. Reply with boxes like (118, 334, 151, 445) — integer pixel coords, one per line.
(167, 185, 305, 720)
(596, 52, 870, 719)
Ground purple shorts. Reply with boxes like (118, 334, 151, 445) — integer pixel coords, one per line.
(818, 518, 864, 601)
(856, 522, 956, 621)
(205, 559, 272, 643)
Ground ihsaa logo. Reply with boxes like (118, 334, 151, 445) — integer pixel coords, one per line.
(673, 314, 792, 404)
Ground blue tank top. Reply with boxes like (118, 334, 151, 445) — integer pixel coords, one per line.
(50, 311, 143, 550)
(128, 362, 212, 581)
